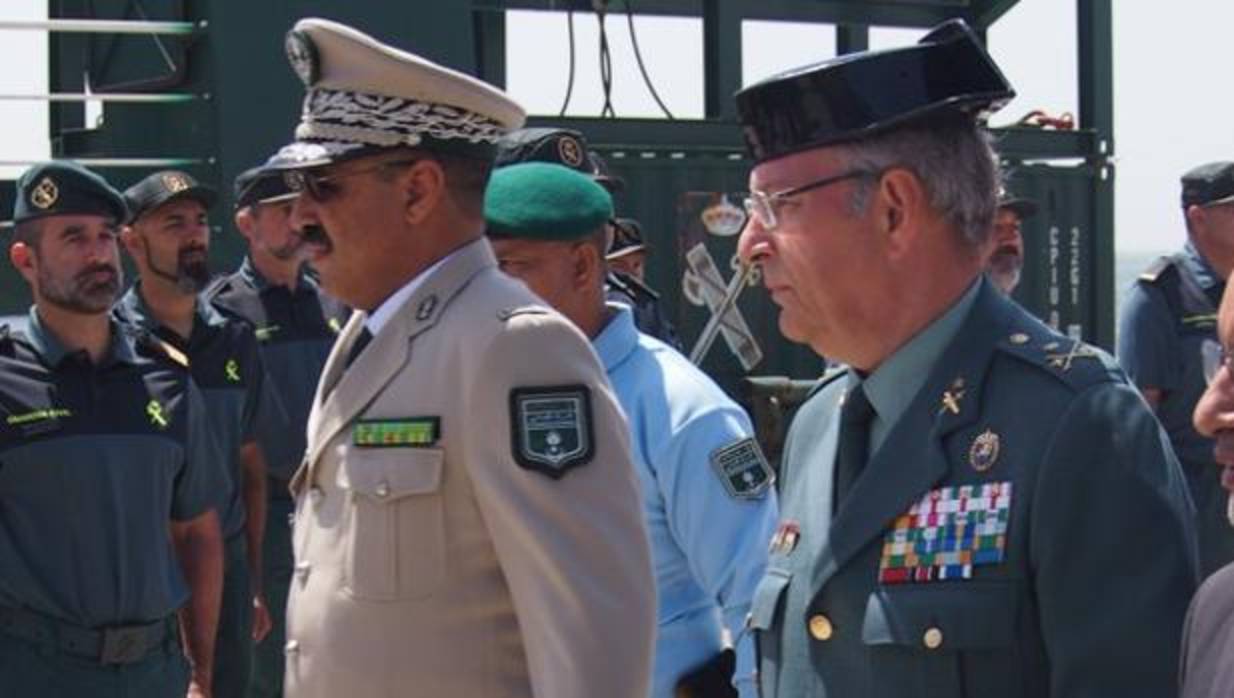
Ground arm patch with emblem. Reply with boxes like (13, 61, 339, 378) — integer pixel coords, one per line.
(710, 437, 773, 499)
(509, 385, 594, 479)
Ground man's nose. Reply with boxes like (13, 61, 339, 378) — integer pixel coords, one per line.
(738, 216, 771, 267)
(1195, 372, 1234, 437)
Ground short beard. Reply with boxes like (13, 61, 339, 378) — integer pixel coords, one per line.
(39, 262, 122, 314)
(146, 244, 210, 294)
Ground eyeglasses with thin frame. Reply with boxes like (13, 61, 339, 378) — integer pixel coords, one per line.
(1203, 338, 1232, 385)
(743, 169, 879, 231)
(283, 158, 423, 202)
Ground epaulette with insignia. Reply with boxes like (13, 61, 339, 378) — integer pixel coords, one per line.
(134, 330, 190, 369)
(496, 305, 551, 322)
(1138, 255, 1176, 283)
(998, 327, 1120, 392)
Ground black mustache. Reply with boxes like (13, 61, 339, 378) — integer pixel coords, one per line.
(299, 225, 329, 245)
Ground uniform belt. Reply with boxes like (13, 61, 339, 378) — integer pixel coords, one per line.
(0, 605, 176, 665)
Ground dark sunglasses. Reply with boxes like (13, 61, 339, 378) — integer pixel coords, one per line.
(283, 158, 423, 202)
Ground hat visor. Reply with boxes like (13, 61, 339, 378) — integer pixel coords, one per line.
(264, 140, 382, 171)
(1202, 193, 1234, 208)
(133, 185, 218, 222)
(606, 243, 647, 261)
(999, 198, 1038, 219)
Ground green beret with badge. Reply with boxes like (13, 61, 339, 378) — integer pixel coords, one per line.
(12, 161, 129, 225)
(484, 162, 613, 241)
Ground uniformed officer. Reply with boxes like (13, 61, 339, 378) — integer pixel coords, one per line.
(1119, 161, 1234, 578)
(984, 191, 1038, 295)
(495, 126, 683, 349)
(272, 18, 655, 698)
(735, 20, 1198, 697)
(114, 170, 275, 698)
(485, 162, 779, 698)
(608, 216, 649, 280)
(207, 160, 350, 698)
(0, 161, 223, 696)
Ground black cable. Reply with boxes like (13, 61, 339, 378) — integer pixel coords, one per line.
(597, 6, 616, 118)
(558, 10, 576, 116)
(625, 0, 674, 119)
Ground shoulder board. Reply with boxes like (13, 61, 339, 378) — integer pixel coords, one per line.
(135, 331, 190, 369)
(1138, 255, 1177, 283)
(996, 325, 1120, 391)
(496, 305, 552, 322)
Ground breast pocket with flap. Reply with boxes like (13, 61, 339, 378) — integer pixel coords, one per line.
(337, 447, 446, 601)
(861, 581, 1022, 698)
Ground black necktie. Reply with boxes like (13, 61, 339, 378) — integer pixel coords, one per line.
(345, 328, 373, 368)
(833, 384, 875, 514)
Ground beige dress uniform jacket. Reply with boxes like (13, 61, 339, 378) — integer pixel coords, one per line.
(285, 239, 655, 698)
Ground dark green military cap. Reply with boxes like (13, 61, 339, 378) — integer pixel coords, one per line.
(485, 162, 613, 241)
(12, 161, 128, 224)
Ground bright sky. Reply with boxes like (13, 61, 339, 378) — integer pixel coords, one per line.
(1, 1, 1231, 253)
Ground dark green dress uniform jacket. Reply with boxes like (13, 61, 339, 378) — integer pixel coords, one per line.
(0, 311, 220, 627)
(751, 280, 1199, 698)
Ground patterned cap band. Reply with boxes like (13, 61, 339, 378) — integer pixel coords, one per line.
(296, 87, 511, 150)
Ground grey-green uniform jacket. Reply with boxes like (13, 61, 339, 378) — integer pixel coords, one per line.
(0, 309, 220, 626)
(751, 279, 1199, 698)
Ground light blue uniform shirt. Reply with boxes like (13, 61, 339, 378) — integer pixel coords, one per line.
(594, 303, 779, 698)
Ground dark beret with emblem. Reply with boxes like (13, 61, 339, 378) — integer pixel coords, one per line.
(124, 170, 217, 224)
(274, 17, 525, 170)
(1181, 161, 1234, 208)
(998, 191, 1038, 220)
(233, 164, 296, 209)
(734, 19, 1015, 164)
(495, 128, 593, 173)
(607, 217, 647, 259)
(485, 163, 613, 242)
(12, 161, 128, 225)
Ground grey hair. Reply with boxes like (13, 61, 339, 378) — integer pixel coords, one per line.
(838, 113, 1003, 250)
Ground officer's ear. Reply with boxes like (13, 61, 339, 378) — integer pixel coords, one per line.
(397, 159, 446, 226)
(118, 224, 143, 258)
(1186, 204, 1207, 236)
(571, 231, 606, 291)
(9, 241, 36, 286)
(874, 167, 929, 261)
(233, 207, 256, 242)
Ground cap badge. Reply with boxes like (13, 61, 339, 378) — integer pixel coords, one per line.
(285, 30, 319, 86)
(557, 136, 584, 168)
(701, 194, 746, 237)
(969, 429, 1001, 472)
(30, 177, 59, 209)
(162, 173, 189, 193)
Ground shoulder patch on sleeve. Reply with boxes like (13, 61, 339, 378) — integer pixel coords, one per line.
(710, 437, 774, 499)
(509, 385, 594, 478)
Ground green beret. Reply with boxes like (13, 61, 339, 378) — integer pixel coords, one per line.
(12, 161, 128, 225)
(485, 162, 613, 241)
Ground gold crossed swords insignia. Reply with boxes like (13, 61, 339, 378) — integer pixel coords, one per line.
(940, 377, 965, 415)
(1043, 340, 1099, 372)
